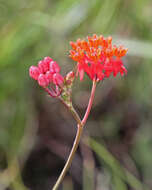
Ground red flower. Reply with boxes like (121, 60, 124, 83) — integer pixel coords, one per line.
(69, 34, 128, 81)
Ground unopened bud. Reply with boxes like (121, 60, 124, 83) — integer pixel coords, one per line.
(65, 71, 75, 85)
(53, 73, 64, 86)
(38, 60, 49, 73)
(44, 56, 53, 64)
(45, 71, 53, 82)
(38, 74, 50, 87)
(50, 61, 60, 73)
(29, 66, 40, 80)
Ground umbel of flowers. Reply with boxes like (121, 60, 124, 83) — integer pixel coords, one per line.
(29, 57, 64, 97)
(29, 34, 128, 190)
(69, 34, 127, 81)
(29, 34, 127, 96)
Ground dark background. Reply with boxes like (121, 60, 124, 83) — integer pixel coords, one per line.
(0, 0, 152, 189)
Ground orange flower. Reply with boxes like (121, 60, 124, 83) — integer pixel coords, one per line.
(69, 34, 128, 81)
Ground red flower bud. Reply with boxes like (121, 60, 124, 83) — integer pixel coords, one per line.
(38, 74, 50, 87)
(45, 71, 53, 82)
(50, 61, 60, 73)
(38, 60, 49, 73)
(44, 56, 53, 64)
(29, 57, 64, 95)
(29, 66, 40, 80)
(53, 73, 64, 86)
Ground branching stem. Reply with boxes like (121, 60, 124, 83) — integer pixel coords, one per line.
(52, 80, 97, 190)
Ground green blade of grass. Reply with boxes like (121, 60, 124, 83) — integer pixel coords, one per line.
(89, 138, 149, 190)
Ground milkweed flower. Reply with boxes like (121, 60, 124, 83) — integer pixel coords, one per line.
(69, 34, 128, 81)
(29, 56, 64, 97)
(29, 36, 129, 189)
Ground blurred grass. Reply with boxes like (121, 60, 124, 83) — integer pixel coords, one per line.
(0, 0, 152, 189)
(89, 138, 149, 190)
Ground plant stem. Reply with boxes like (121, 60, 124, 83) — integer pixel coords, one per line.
(82, 80, 97, 125)
(52, 125, 83, 190)
(52, 80, 97, 190)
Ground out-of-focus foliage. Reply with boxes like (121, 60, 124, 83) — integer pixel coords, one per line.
(0, 0, 152, 189)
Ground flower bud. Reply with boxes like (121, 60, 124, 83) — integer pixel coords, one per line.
(45, 71, 53, 82)
(44, 56, 53, 63)
(53, 73, 64, 86)
(38, 60, 49, 73)
(65, 71, 75, 85)
(38, 74, 50, 87)
(50, 61, 60, 73)
(29, 66, 40, 80)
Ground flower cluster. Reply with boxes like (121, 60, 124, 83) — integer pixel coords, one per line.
(28, 34, 128, 189)
(29, 34, 128, 98)
(69, 34, 128, 81)
(29, 57, 64, 87)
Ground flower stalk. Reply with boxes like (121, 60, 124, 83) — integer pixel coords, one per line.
(52, 80, 97, 190)
(29, 34, 127, 190)
(52, 125, 83, 190)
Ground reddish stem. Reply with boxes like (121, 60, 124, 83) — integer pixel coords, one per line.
(52, 80, 97, 190)
(81, 80, 97, 126)
(44, 87, 61, 97)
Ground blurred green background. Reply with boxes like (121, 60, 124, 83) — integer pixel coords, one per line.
(0, 0, 152, 189)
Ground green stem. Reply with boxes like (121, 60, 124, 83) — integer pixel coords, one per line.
(52, 125, 83, 190)
(52, 80, 97, 190)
